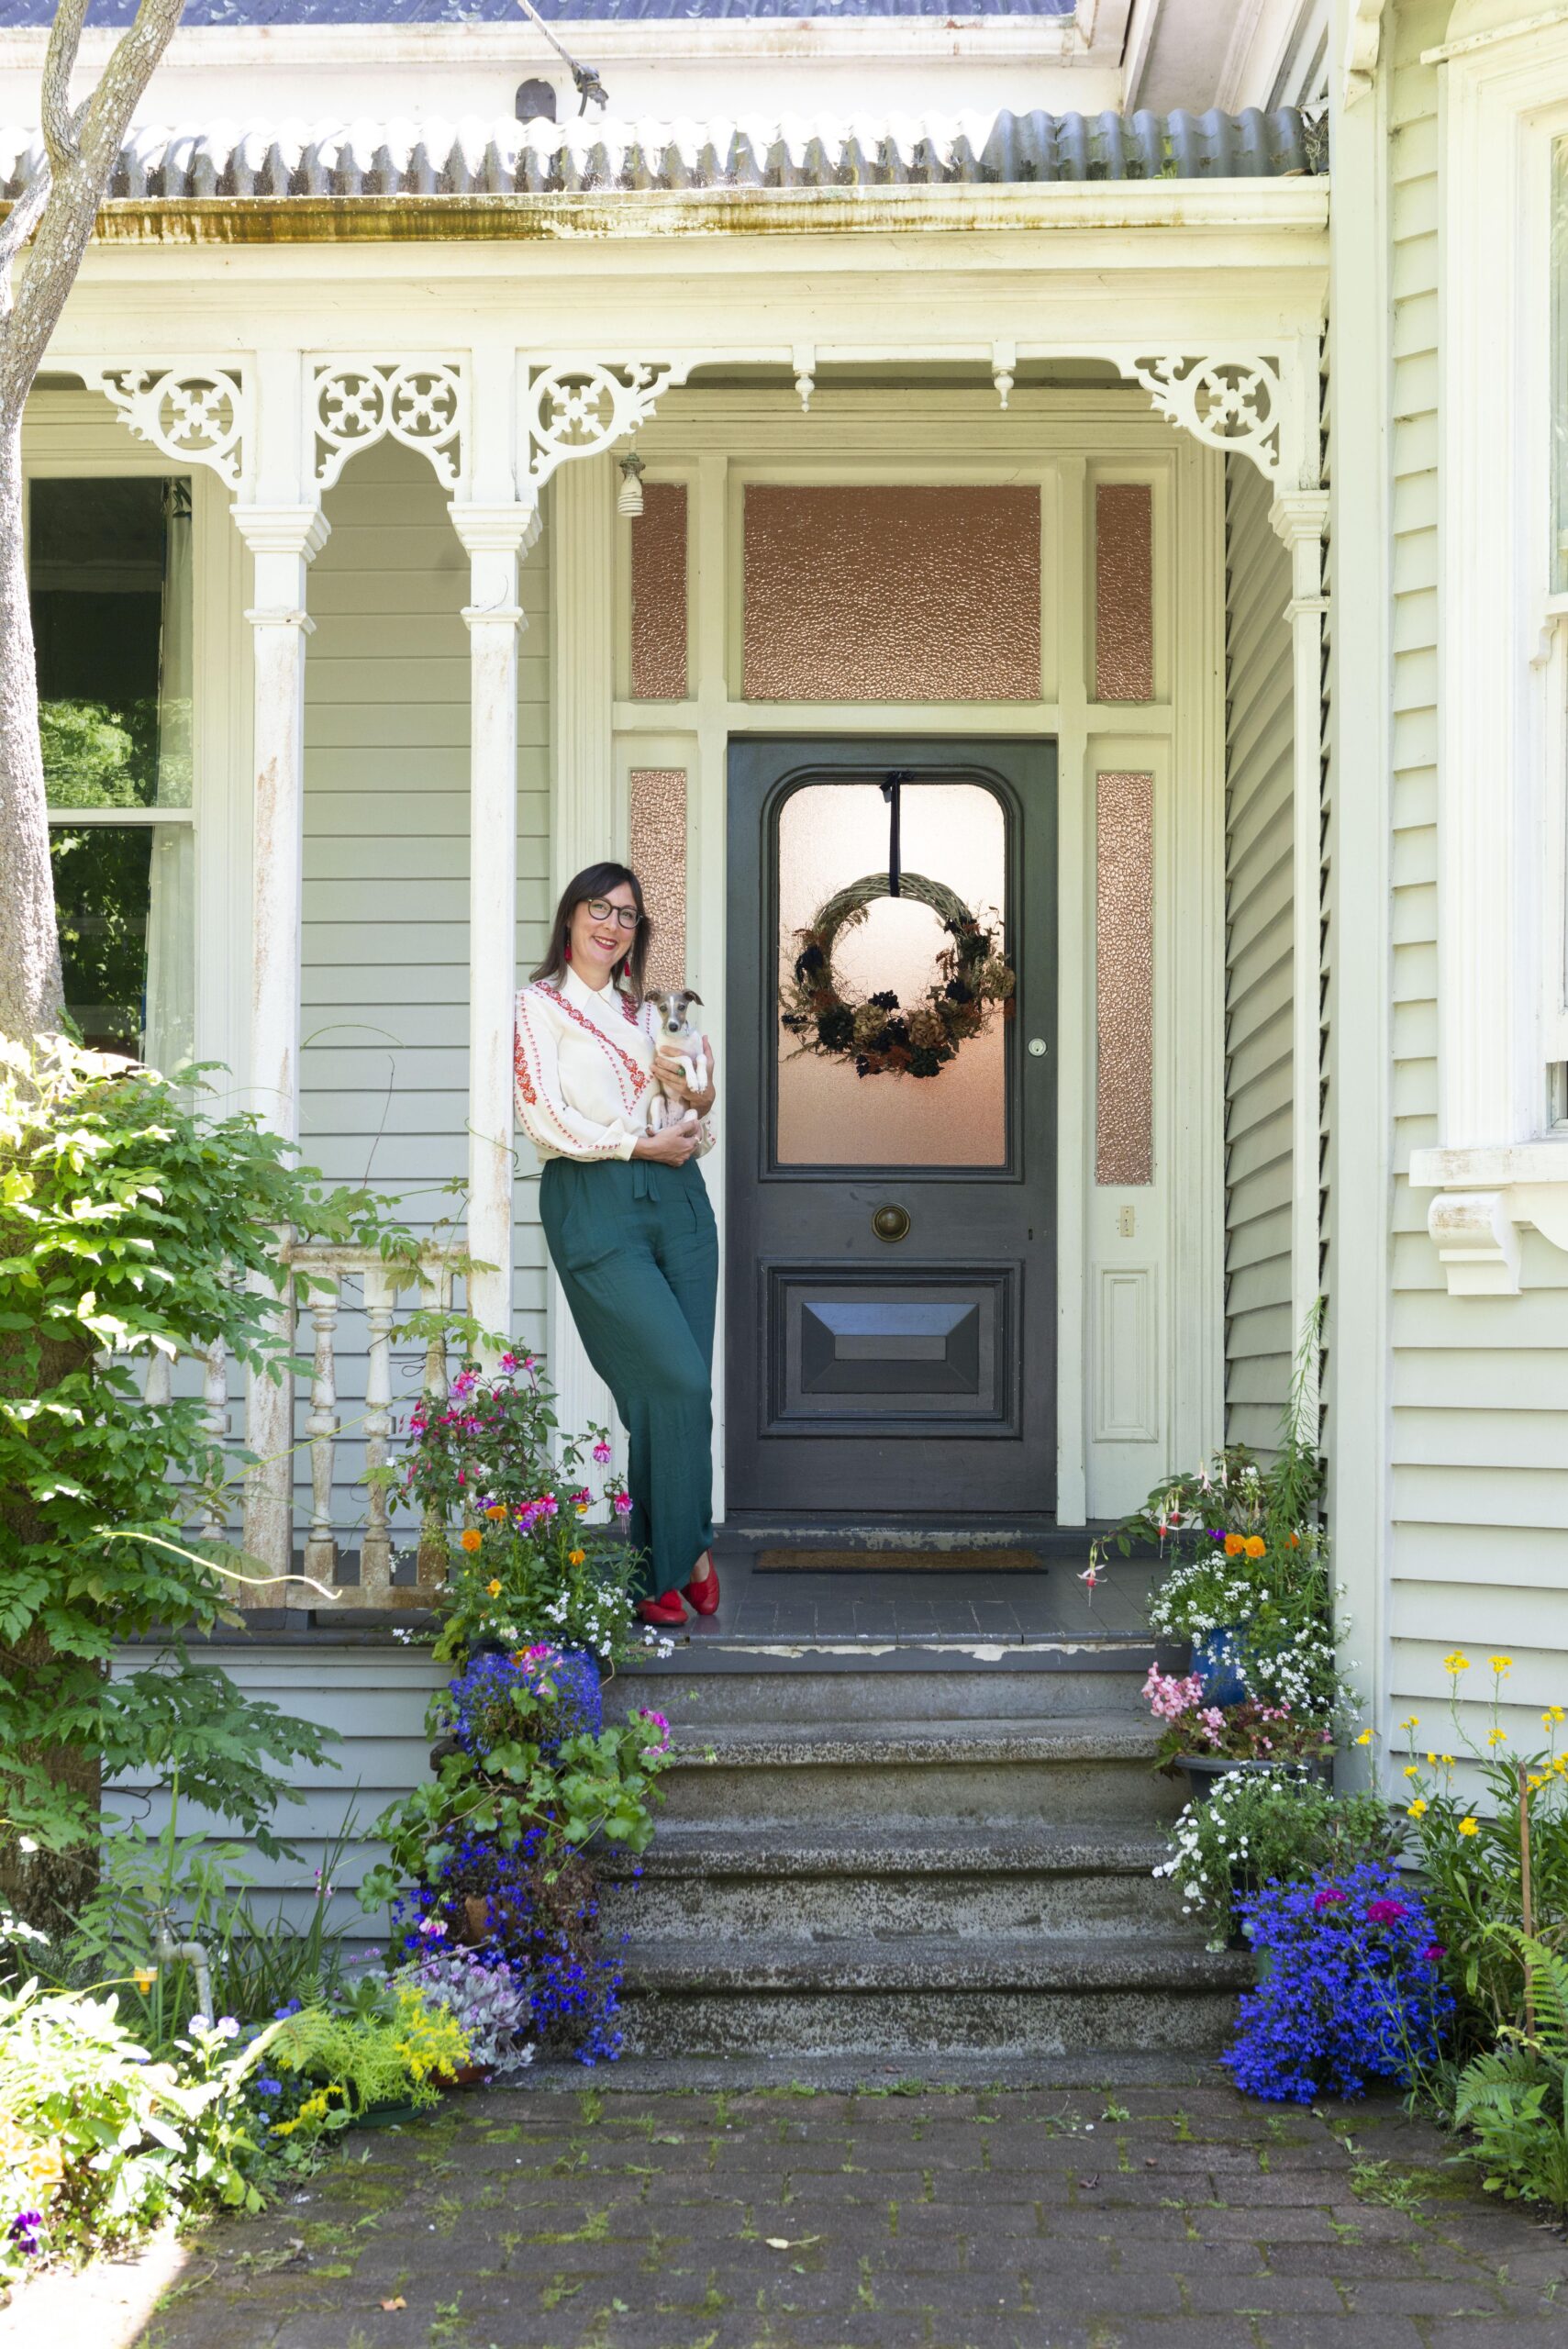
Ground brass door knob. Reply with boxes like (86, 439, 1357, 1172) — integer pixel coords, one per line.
(872, 1203, 911, 1242)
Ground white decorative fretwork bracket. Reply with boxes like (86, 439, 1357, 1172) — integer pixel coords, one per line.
(1117, 353, 1289, 484)
(310, 357, 468, 494)
(88, 363, 250, 490)
(521, 360, 697, 491)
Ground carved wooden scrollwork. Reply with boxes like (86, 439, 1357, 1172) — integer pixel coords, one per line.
(312, 358, 466, 493)
(1122, 354, 1284, 481)
(522, 360, 693, 488)
(92, 365, 248, 488)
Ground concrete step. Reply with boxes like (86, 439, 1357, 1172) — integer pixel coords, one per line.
(607, 1642, 1168, 1724)
(653, 1714, 1183, 1829)
(597, 1823, 1184, 1939)
(616, 1932, 1251, 2057)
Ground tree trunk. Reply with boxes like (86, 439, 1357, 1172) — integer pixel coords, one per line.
(0, 403, 61, 1044)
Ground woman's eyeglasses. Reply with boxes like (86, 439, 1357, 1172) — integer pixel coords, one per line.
(584, 898, 642, 932)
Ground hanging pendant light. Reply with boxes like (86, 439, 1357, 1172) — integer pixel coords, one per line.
(617, 449, 645, 518)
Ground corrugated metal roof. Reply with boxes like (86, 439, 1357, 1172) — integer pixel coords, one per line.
(0, 0, 1079, 23)
(0, 107, 1320, 200)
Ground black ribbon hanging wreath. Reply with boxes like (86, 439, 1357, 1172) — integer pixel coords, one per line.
(782, 869, 1015, 1081)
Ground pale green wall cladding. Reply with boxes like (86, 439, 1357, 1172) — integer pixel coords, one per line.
(296, 440, 552, 1543)
(1224, 453, 1296, 1451)
(1387, 0, 1568, 1752)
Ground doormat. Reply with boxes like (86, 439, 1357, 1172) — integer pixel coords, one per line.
(753, 1548, 1044, 1574)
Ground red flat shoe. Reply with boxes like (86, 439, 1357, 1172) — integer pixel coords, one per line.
(683, 1557, 720, 1616)
(637, 1592, 687, 1628)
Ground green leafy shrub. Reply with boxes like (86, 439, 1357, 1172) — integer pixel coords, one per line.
(0, 1979, 275, 2287)
(1453, 1932, 1568, 2213)
(0, 1037, 410, 1923)
(267, 1979, 471, 2142)
(1399, 1653, 1568, 2055)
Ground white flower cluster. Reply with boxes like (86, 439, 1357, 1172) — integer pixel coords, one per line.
(1147, 1561, 1262, 1638)
(1153, 1774, 1260, 1951)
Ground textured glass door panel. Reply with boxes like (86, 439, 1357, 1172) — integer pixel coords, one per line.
(776, 780, 1006, 1166)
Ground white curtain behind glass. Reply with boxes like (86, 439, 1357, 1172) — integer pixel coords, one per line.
(144, 482, 195, 1074)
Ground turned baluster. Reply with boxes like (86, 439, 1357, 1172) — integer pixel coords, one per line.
(302, 1283, 340, 1584)
(359, 1264, 396, 1601)
(142, 1349, 174, 1408)
(417, 1260, 452, 1590)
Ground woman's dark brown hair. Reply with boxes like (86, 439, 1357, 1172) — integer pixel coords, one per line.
(529, 863, 651, 1000)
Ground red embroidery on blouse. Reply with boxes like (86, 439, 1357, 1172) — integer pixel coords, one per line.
(513, 1025, 538, 1106)
(538, 984, 649, 1102)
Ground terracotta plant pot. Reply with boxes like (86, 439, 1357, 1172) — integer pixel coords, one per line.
(456, 1895, 490, 1946)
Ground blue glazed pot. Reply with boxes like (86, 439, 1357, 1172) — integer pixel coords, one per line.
(1191, 1626, 1250, 1708)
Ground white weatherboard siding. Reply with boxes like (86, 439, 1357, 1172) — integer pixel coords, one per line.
(1387, 0, 1568, 1754)
(1223, 454, 1296, 1450)
(297, 440, 550, 1542)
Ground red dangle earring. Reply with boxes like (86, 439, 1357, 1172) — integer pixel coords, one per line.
(564, 939, 572, 961)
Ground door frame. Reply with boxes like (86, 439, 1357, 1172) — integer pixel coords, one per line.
(605, 388, 1226, 1525)
(725, 734, 1057, 1523)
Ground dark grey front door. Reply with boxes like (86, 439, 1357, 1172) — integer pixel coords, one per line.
(726, 738, 1056, 1521)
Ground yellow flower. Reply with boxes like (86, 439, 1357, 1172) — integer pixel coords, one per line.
(132, 1965, 158, 1992)
(1403, 1765, 1420, 1779)
(1407, 1798, 1428, 1818)
(1355, 1729, 1373, 1747)
(460, 1528, 483, 1553)
(24, 2141, 63, 2188)
(1427, 1752, 1438, 1765)
(1487, 1728, 1508, 1746)
(1554, 1755, 1568, 1777)
(1491, 1654, 1513, 1675)
(568, 1547, 587, 1566)
(1243, 1535, 1266, 1560)
(1401, 1715, 1420, 1732)
(1444, 1652, 1471, 1675)
(1458, 1815, 1480, 1836)
(486, 1578, 502, 1598)
(1545, 1707, 1567, 1728)
(1528, 1774, 1546, 1792)
(1442, 1754, 1456, 1768)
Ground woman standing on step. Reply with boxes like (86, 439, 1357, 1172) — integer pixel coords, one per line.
(514, 863, 721, 1629)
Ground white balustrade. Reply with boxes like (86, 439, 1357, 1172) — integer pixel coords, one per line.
(135, 1244, 463, 1610)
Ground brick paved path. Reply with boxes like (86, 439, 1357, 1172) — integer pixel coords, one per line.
(126, 2080, 1568, 2349)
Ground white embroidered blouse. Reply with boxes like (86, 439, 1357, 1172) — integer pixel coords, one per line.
(513, 966, 716, 1165)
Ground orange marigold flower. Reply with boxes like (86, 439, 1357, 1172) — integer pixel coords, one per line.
(1288, 1531, 1301, 1548)
(1243, 1535, 1266, 1560)
(1224, 1533, 1246, 1557)
(568, 1548, 587, 1566)
(485, 1504, 506, 1521)
(460, 1528, 483, 1553)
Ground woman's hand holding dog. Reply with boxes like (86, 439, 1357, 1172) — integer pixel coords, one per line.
(652, 1035, 716, 1119)
(633, 1121, 702, 1165)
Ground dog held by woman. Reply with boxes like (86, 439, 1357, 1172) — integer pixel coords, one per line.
(644, 987, 712, 1136)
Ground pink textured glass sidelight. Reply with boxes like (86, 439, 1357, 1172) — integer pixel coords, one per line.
(742, 485, 1040, 702)
(628, 767, 687, 991)
(1095, 483, 1153, 703)
(629, 483, 687, 700)
(1095, 770, 1154, 1186)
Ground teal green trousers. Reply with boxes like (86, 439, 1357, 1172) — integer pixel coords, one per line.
(539, 1154, 718, 1602)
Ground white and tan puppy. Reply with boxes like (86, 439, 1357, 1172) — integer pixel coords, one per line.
(644, 986, 710, 1135)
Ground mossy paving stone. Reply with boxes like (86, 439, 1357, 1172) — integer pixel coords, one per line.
(98, 2081, 1568, 2349)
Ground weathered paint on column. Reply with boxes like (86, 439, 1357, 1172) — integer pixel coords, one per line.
(450, 498, 538, 1348)
(233, 375, 328, 1582)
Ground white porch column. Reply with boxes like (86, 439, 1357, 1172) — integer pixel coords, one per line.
(450, 497, 538, 1347)
(547, 452, 617, 1441)
(232, 352, 328, 1578)
(1271, 487, 1331, 1427)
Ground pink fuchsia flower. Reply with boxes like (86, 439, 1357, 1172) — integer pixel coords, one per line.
(499, 1352, 518, 1373)
(593, 1440, 613, 1465)
(1365, 1898, 1409, 1926)
(451, 1369, 478, 1398)
(610, 1490, 632, 1519)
